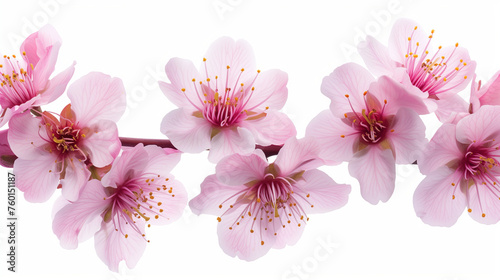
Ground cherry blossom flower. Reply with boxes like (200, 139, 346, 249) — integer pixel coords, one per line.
(306, 63, 428, 204)
(470, 71, 500, 113)
(8, 72, 126, 202)
(189, 138, 350, 260)
(160, 37, 296, 163)
(358, 18, 476, 120)
(0, 25, 75, 127)
(53, 144, 187, 271)
(414, 105, 500, 226)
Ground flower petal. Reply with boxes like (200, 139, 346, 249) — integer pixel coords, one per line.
(434, 94, 469, 124)
(0, 129, 16, 168)
(101, 144, 149, 188)
(68, 72, 126, 125)
(413, 167, 466, 226)
(388, 18, 428, 63)
(143, 144, 182, 175)
(241, 111, 296, 146)
(274, 137, 323, 176)
(467, 183, 500, 224)
(208, 127, 255, 163)
(216, 152, 268, 186)
(431, 47, 475, 97)
(146, 179, 187, 226)
(418, 123, 462, 175)
(82, 120, 121, 168)
(349, 145, 396, 204)
(52, 179, 109, 249)
(20, 24, 61, 69)
(160, 108, 212, 153)
(8, 112, 47, 160)
(242, 69, 288, 111)
(477, 70, 500, 107)
(386, 108, 427, 164)
(14, 156, 59, 202)
(34, 61, 76, 106)
(162, 57, 203, 109)
(60, 158, 91, 202)
(306, 110, 359, 165)
(321, 63, 375, 117)
(456, 105, 500, 144)
(358, 35, 398, 77)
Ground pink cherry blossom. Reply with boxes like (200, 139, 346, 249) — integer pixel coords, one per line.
(189, 137, 350, 260)
(0, 25, 75, 127)
(53, 144, 187, 271)
(470, 71, 500, 113)
(8, 72, 126, 202)
(358, 18, 476, 120)
(160, 37, 296, 163)
(414, 105, 500, 226)
(306, 63, 428, 204)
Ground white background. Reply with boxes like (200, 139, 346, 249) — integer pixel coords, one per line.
(1, 0, 500, 279)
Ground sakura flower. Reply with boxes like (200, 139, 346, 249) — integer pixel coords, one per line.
(189, 137, 350, 260)
(160, 37, 296, 163)
(358, 18, 476, 120)
(0, 25, 75, 126)
(306, 63, 428, 204)
(53, 144, 187, 272)
(414, 105, 500, 226)
(470, 71, 500, 114)
(8, 72, 126, 202)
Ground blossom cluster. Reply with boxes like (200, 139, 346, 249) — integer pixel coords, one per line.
(1, 18, 498, 271)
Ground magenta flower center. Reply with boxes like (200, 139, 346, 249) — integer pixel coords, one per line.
(51, 126, 82, 153)
(403, 26, 468, 95)
(0, 53, 36, 108)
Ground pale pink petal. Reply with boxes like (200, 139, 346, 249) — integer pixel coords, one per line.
(143, 144, 182, 175)
(160, 108, 212, 153)
(434, 94, 470, 124)
(368, 76, 429, 115)
(60, 159, 91, 202)
(469, 74, 481, 114)
(204, 37, 257, 91)
(94, 219, 147, 272)
(20, 24, 61, 68)
(52, 180, 109, 249)
(349, 145, 395, 204)
(13, 156, 59, 202)
(34, 61, 76, 106)
(242, 69, 288, 111)
(271, 208, 305, 249)
(81, 120, 121, 168)
(274, 137, 323, 176)
(386, 108, 427, 164)
(101, 144, 149, 188)
(241, 111, 296, 146)
(431, 47, 475, 97)
(189, 174, 248, 216)
(388, 18, 429, 63)
(467, 183, 500, 224)
(0, 108, 14, 128)
(146, 179, 187, 226)
(294, 169, 351, 214)
(477, 71, 500, 107)
(456, 105, 500, 144)
(0, 129, 16, 168)
(217, 202, 275, 261)
(162, 57, 203, 109)
(321, 63, 375, 117)
(358, 35, 398, 77)
(418, 123, 462, 175)
(413, 167, 466, 226)
(8, 112, 47, 160)
(68, 72, 126, 125)
(208, 127, 255, 163)
(216, 153, 268, 186)
(306, 110, 360, 165)
(33, 44, 60, 92)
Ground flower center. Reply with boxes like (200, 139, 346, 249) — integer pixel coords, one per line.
(403, 26, 468, 95)
(52, 126, 81, 153)
(462, 144, 499, 180)
(0, 53, 36, 108)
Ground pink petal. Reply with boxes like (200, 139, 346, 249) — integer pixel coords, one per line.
(13, 156, 59, 202)
(413, 167, 466, 226)
(0, 129, 16, 168)
(52, 180, 109, 249)
(469, 74, 481, 114)
(274, 137, 323, 176)
(348, 145, 396, 204)
(189, 174, 248, 216)
(388, 18, 428, 63)
(207, 127, 255, 163)
(68, 72, 126, 125)
(82, 120, 121, 168)
(294, 169, 351, 214)
(94, 219, 147, 272)
(321, 63, 375, 117)
(0, 108, 14, 128)
(242, 69, 288, 111)
(160, 108, 212, 153)
(20, 24, 61, 68)
(368, 75, 429, 115)
(467, 183, 500, 224)
(146, 179, 187, 226)
(431, 47, 475, 97)
(418, 123, 462, 175)
(271, 208, 305, 249)
(33, 44, 61, 93)
(60, 158, 91, 202)
(386, 108, 427, 164)
(143, 144, 182, 175)
(101, 144, 149, 188)
(240, 111, 296, 146)
(216, 152, 268, 186)
(8, 112, 47, 160)
(456, 105, 500, 144)
(203, 37, 257, 92)
(162, 57, 203, 109)
(434, 94, 470, 124)
(306, 110, 360, 165)
(33, 61, 76, 106)
(358, 35, 397, 77)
